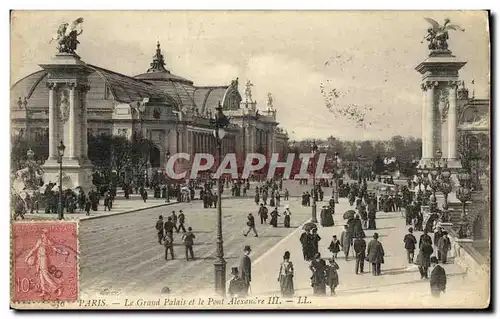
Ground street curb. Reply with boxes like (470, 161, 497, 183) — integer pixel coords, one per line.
(79, 201, 179, 222)
(78, 195, 252, 222)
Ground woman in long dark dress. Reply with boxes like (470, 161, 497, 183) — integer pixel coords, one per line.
(309, 253, 326, 296)
(326, 258, 340, 296)
(283, 206, 291, 228)
(278, 251, 294, 297)
(270, 208, 280, 227)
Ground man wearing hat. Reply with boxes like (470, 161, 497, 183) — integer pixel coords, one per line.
(177, 210, 186, 233)
(239, 245, 252, 294)
(228, 267, 247, 297)
(244, 213, 258, 237)
(155, 215, 164, 245)
(403, 227, 417, 264)
(366, 233, 385, 276)
(353, 234, 367, 274)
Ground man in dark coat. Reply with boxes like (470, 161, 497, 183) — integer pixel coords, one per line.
(353, 235, 367, 274)
(155, 215, 164, 244)
(352, 215, 365, 238)
(171, 211, 179, 233)
(367, 201, 377, 229)
(417, 241, 434, 279)
(177, 210, 187, 233)
(403, 227, 417, 263)
(244, 213, 258, 237)
(366, 233, 385, 276)
(164, 235, 174, 260)
(258, 204, 267, 224)
(239, 245, 252, 294)
(430, 256, 447, 297)
(182, 227, 196, 260)
(419, 230, 433, 249)
(300, 230, 312, 261)
(164, 216, 175, 239)
(311, 228, 321, 256)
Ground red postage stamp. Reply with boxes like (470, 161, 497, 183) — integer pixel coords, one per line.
(12, 221, 79, 302)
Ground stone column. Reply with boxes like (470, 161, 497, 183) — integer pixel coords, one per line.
(425, 81, 436, 160)
(80, 85, 89, 160)
(68, 84, 76, 159)
(448, 81, 458, 161)
(47, 83, 57, 160)
(421, 83, 428, 159)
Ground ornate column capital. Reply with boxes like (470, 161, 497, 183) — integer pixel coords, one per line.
(46, 82, 58, 90)
(421, 81, 439, 91)
(66, 82, 77, 90)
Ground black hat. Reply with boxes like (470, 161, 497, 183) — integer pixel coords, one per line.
(244, 245, 251, 252)
(373, 232, 379, 239)
(167, 217, 172, 220)
(231, 267, 239, 275)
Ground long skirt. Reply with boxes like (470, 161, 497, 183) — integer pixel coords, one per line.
(284, 215, 291, 228)
(368, 218, 376, 229)
(312, 283, 326, 296)
(279, 275, 294, 297)
(270, 217, 278, 227)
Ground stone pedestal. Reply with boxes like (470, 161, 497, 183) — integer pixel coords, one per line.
(415, 50, 466, 167)
(40, 53, 94, 191)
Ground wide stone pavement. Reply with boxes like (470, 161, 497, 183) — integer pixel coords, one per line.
(245, 198, 487, 308)
(78, 189, 319, 298)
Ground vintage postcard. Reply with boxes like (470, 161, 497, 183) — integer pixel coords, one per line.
(10, 10, 490, 310)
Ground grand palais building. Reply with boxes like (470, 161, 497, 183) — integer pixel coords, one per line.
(10, 42, 289, 177)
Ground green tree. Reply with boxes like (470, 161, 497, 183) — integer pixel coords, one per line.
(88, 133, 154, 185)
(11, 131, 49, 172)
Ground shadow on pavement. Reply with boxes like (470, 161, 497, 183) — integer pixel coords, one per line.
(198, 255, 239, 261)
(257, 235, 283, 238)
(375, 226, 397, 230)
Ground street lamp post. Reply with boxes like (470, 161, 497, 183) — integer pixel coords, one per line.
(456, 170, 472, 238)
(57, 141, 66, 220)
(211, 102, 230, 296)
(311, 141, 319, 223)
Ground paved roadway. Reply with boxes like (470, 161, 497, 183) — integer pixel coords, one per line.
(79, 181, 325, 297)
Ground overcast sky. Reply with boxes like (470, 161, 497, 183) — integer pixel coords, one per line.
(10, 11, 489, 141)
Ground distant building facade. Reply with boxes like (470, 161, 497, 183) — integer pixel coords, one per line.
(11, 42, 289, 177)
